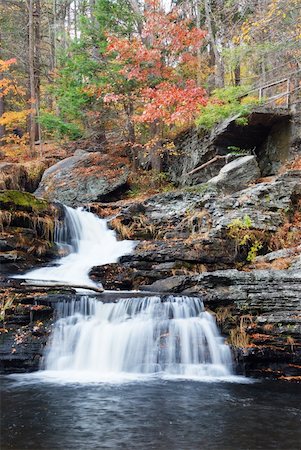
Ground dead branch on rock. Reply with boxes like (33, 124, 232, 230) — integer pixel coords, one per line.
(187, 155, 227, 176)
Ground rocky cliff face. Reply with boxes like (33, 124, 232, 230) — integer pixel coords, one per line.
(89, 167, 301, 380)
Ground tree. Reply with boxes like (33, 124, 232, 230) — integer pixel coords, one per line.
(103, 0, 207, 168)
(0, 58, 30, 154)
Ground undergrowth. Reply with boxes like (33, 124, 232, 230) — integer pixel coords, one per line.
(196, 86, 260, 131)
(227, 215, 267, 263)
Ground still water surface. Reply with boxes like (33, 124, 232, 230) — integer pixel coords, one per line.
(1, 376, 301, 450)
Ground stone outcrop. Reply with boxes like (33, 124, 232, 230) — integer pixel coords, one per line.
(35, 151, 130, 206)
(0, 190, 62, 275)
(90, 169, 300, 291)
(136, 269, 301, 379)
(208, 155, 261, 193)
(167, 109, 292, 185)
(0, 161, 48, 193)
(89, 166, 300, 379)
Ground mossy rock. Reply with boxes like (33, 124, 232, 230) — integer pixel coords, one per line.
(0, 190, 49, 213)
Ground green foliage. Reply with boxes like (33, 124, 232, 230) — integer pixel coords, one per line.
(227, 145, 250, 155)
(39, 113, 82, 140)
(42, 0, 137, 140)
(196, 86, 259, 131)
(227, 215, 263, 263)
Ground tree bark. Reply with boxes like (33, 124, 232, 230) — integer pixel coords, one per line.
(34, 0, 41, 143)
(204, 0, 224, 89)
(28, 0, 36, 155)
(0, 34, 5, 141)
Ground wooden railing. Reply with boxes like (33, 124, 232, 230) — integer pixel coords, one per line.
(245, 69, 301, 109)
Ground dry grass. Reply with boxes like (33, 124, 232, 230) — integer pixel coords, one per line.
(110, 217, 133, 239)
(228, 327, 250, 348)
(213, 306, 235, 327)
(270, 199, 301, 251)
(250, 256, 294, 271)
(227, 314, 255, 348)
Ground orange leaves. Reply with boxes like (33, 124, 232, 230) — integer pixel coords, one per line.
(0, 58, 16, 72)
(0, 58, 20, 97)
(107, 35, 162, 82)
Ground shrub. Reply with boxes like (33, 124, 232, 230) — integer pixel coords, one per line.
(38, 113, 83, 140)
(227, 215, 266, 263)
(196, 86, 259, 131)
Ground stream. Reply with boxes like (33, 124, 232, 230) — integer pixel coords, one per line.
(1, 376, 301, 450)
(3, 205, 301, 450)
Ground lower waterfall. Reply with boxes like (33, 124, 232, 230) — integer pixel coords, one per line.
(43, 295, 233, 381)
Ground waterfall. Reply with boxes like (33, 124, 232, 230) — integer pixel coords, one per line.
(16, 206, 134, 287)
(43, 295, 233, 381)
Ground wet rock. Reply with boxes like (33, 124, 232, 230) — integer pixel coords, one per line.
(35, 151, 130, 206)
(139, 268, 301, 378)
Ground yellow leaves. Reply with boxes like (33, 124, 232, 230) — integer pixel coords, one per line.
(0, 110, 30, 127)
(0, 58, 16, 72)
(1, 132, 30, 159)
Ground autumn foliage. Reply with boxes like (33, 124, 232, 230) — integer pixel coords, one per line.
(0, 58, 30, 156)
(102, 0, 207, 140)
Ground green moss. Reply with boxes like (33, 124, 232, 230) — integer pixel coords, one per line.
(0, 190, 49, 213)
(185, 183, 211, 194)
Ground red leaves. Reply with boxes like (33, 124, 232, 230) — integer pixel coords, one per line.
(134, 81, 207, 126)
(104, 3, 207, 130)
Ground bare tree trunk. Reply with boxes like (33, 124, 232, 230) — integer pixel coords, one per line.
(149, 121, 162, 173)
(234, 64, 241, 86)
(0, 34, 5, 141)
(195, 0, 202, 87)
(124, 102, 137, 170)
(204, 0, 224, 89)
(28, 0, 36, 155)
(128, 0, 143, 35)
(34, 0, 41, 144)
(0, 90, 4, 141)
(74, 0, 78, 39)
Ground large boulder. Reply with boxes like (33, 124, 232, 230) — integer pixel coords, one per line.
(35, 151, 129, 206)
(208, 155, 260, 193)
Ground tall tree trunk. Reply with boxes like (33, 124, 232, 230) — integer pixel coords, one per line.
(124, 102, 137, 170)
(0, 35, 5, 141)
(34, 0, 41, 143)
(0, 87, 4, 141)
(74, 0, 78, 39)
(195, 0, 202, 87)
(149, 121, 162, 173)
(204, 0, 224, 89)
(234, 64, 241, 86)
(28, 0, 36, 155)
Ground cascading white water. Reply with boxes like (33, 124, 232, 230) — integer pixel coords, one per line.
(17, 206, 134, 287)
(44, 295, 233, 380)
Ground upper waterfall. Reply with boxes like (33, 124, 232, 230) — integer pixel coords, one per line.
(18, 206, 134, 287)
